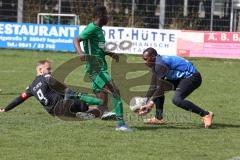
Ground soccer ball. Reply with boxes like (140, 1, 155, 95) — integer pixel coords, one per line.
(129, 97, 147, 112)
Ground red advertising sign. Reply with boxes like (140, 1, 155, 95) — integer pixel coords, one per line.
(205, 32, 240, 43)
(177, 31, 240, 59)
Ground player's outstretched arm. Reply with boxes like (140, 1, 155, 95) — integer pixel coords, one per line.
(73, 37, 86, 61)
(149, 64, 169, 100)
(1, 92, 31, 112)
(145, 73, 157, 100)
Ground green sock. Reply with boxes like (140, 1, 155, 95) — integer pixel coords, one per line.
(78, 94, 103, 105)
(112, 96, 125, 126)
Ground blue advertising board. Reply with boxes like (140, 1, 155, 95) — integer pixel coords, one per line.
(0, 22, 80, 52)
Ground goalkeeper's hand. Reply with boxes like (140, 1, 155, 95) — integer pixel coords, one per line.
(138, 101, 154, 116)
(0, 108, 5, 112)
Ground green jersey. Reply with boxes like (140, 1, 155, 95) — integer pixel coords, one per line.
(79, 22, 107, 75)
(79, 23, 125, 126)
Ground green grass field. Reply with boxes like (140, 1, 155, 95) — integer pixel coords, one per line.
(0, 49, 240, 160)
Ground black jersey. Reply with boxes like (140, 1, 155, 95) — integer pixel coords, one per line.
(25, 74, 64, 114)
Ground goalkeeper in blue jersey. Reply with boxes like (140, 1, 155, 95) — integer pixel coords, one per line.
(138, 47, 214, 128)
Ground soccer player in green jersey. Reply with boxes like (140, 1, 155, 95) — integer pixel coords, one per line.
(73, 5, 132, 132)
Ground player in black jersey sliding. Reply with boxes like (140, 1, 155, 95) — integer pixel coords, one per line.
(0, 59, 103, 120)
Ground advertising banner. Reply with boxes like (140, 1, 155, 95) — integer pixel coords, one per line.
(101, 26, 179, 55)
(177, 31, 240, 59)
(1, 22, 240, 59)
(78, 25, 179, 55)
(0, 22, 80, 52)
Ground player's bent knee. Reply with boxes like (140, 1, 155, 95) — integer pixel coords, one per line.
(172, 96, 182, 106)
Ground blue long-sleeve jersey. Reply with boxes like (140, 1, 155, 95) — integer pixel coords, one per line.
(153, 55, 197, 80)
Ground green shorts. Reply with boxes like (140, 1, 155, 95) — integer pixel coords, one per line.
(89, 70, 112, 93)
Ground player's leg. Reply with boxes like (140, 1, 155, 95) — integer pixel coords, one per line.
(54, 99, 95, 121)
(70, 99, 101, 119)
(143, 95, 165, 125)
(144, 78, 174, 124)
(171, 72, 213, 127)
(79, 93, 103, 105)
(154, 95, 165, 120)
(65, 88, 103, 106)
(62, 89, 104, 120)
(70, 99, 89, 113)
(64, 88, 112, 119)
(87, 107, 102, 118)
(91, 71, 132, 131)
(152, 78, 175, 120)
(95, 91, 108, 112)
(103, 81, 124, 122)
(91, 71, 117, 120)
(102, 80, 132, 131)
(94, 91, 116, 120)
(53, 100, 80, 121)
(172, 73, 208, 115)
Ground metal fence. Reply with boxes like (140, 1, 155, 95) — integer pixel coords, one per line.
(1, 0, 240, 31)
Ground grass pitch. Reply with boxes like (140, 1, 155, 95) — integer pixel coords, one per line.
(0, 49, 240, 160)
